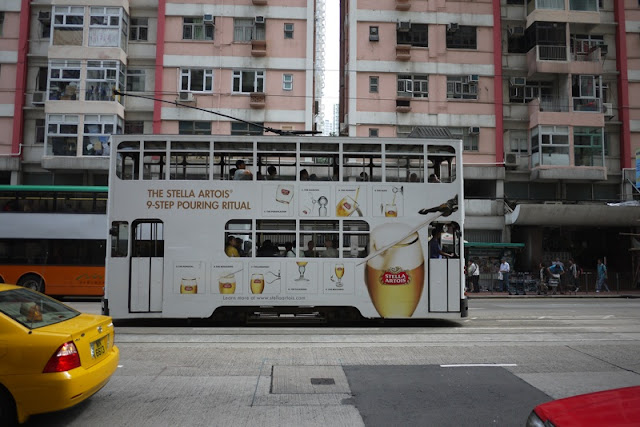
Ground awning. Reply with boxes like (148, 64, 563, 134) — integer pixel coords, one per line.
(506, 203, 640, 226)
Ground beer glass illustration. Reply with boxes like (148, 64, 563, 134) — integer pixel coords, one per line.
(250, 273, 265, 294)
(276, 184, 294, 204)
(384, 203, 398, 217)
(334, 263, 345, 287)
(365, 223, 424, 317)
(180, 278, 198, 294)
(296, 261, 309, 281)
(336, 187, 360, 217)
(218, 275, 236, 294)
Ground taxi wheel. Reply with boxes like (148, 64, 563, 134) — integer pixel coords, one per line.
(18, 274, 44, 293)
(0, 386, 17, 426)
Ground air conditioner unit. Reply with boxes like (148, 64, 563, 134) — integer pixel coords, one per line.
(504, 153, 518, 167)
(32, 92, 45, 105)
(510, 77, 526, 86)
(447, 23, 459, 33)
(178, 92, 194, 102)
(468, 74, 479, 82)
(38, 11, 51, 21)
(203, 14, 214, 24)
(602, 102, 614, 118)
(508, 26, 524, 37)
(369, 26, 379, 42)
(397, 22, 411, 31)
(255, 16, 265, 24)
(469, 126, 480, 135)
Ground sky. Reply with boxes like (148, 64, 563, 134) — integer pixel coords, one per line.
(322, 0, 340, 117)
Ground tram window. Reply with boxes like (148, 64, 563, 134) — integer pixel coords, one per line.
(143, 152, 166, 180)
(256, 220, 295, 257)
(116, 152, 139, 180)
(343, 220, 369, 258)
(215, 154, 254, 180)
(343, 155, 382, 182)
(132, 221, 164, 257)
(258, 154, 296, 181)
(300, 220, 339, 258)
(110, 221, 128, 257)
(427, 145, 456, 183)
(428, 222, 461, 259)
(169, 152, 210, 180)
(224, 232, 252, 257)
(385, 155, 422, 183)
(299, 154, 336, 181)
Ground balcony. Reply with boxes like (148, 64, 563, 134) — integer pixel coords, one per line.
(528, 97, 604, 129)
(526, 44, 603, 76)
(527, 0, 600, 25)
(396, 98, 411, 113)
(572, 97, 601, 112)
(396, 44, 411, 61)
(250, 92, 266, 109)
(570, 0, 597, 11)
(396, 0, 411, 11)
(251, 40, 267, 57)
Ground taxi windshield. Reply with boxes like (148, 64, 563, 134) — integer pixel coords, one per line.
(0, 288, 80, 329)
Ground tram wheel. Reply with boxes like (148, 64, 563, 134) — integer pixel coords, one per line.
(18, 274, 45, 293)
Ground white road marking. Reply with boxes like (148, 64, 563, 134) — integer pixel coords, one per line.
(440, 364, 518, 368)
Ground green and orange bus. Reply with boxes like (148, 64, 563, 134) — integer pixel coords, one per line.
(0, 185, 107, 296)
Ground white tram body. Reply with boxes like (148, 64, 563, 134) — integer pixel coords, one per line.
(104, 136, 467, 320)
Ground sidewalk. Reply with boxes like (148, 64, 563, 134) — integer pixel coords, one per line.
(466, 289, 640, 298)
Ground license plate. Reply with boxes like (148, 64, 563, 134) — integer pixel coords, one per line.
(91, 337, 106, 359)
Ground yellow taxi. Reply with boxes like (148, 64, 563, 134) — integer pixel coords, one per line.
(0, 284, 119, 425)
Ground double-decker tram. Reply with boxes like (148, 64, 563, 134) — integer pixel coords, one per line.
(104, 136, 467, 321)
(0, 185, 107, 296)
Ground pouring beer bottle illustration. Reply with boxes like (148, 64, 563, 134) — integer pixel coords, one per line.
(365, 223, 424, 317)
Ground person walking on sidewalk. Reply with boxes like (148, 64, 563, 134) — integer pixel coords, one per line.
(499, 258, 510, 293)
(470, 258, 480, 293)
(596, 258, 610, 292)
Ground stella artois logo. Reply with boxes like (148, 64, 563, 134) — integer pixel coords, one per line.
(342, 201, 351, 210)
(380, 267, 410, 286)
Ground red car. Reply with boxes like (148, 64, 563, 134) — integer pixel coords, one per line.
(527, 386, 640, 426)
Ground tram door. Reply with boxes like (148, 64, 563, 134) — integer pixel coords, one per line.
(130, 220, 164, 312)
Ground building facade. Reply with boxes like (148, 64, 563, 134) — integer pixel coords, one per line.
(339, 0, 640, 275)
(0, 0, 320, 185)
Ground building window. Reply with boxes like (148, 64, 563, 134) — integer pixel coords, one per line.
(53, 6, 84, 46)
(234, 18, 255, 42)
(124, 120, 144, 134)
(284, 23, 294, 39)
(36, 67, 48, 92)
(572, 75, 601, 112)
(531, 125, 569, 167)
(36, 119, 46, 144)
(369, 76, 379, 93)
(130, 18, 148, 41)
(183, 17, 213, 40)
(397, 23, 428, 47)
(0, 12, 4, 37)
(369, 128, 379, 137)
(574, 127, 604, 166)
(84, 114, 121, 156)
(509, 130, 528, 154)
(48, 60, 81, 101)
(397, 74, 428, 98)
(38, 11, 51, 38)
(179, 121, 211, 135)
(449, 127, 479, 151)
(446, 76, 477, 100)
(232, 70, 264, 93)
(446, 25, 477, 49)
(181, 68, 213, 92)
(89, 7, 125, 48)
(46, 114, 79, 156)
(507, 28, 527, 53)
(86, 60, 122, 101)
(509, 80, 554, 104)
(126, 69, 145, 91)
(283, 74, 293, 91)
(231, 122, 263, 135)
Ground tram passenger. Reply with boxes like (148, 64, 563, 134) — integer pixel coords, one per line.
(225, 235, 240, 257)
(266, 165, 278, 180)
(234, 160, 253, 180)
(300, 169, 310, 181)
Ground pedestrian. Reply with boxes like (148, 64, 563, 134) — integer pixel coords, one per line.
(567, 258, 579, 293)
(596, 258, 610, 292)
(499, 258, 510, 293)
(537, 262, 549, 295)
(468, 259, 480, 293)
(548, 260, 564, 295)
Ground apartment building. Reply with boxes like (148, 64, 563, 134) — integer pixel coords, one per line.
(339, 0, 640, 273)
(0, 0, 319, 185)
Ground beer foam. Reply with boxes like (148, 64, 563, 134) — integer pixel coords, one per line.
(368, 223, 423, 270)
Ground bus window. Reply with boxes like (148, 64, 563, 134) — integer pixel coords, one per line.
(110, 221, 129, 257)
(256, 220, 295, 257)
(342, 220, 369, 258)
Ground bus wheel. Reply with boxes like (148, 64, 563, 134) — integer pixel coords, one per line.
(18, 274, 44, 293)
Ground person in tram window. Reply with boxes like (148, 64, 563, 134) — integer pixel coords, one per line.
(233, 160, 253, 180)
(225, 235, 240, 257)
(266, 165, 278, 180)
(300, 169, 310, 181)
